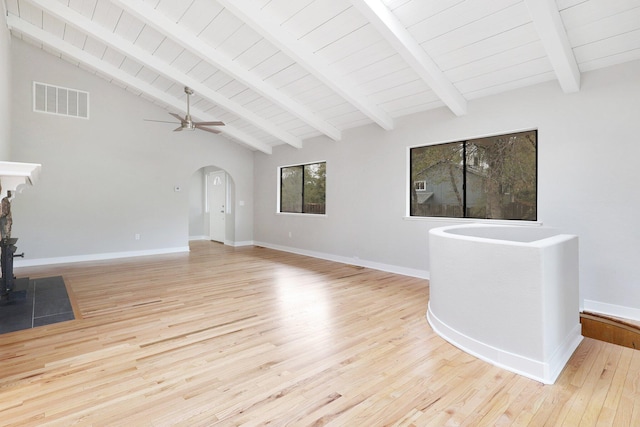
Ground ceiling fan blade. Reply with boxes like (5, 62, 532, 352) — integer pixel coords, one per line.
(144, 119, 180, 124)
(169, 112, 185, 122)
(196, 126, 221, 134)
(149, 90, 221, 135)
(194, 121, 225, 126)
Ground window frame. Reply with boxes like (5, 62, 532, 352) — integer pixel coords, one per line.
(277, 160, 327, 216)
(407, 130, 538, 222)
(414, 180, 427, 192)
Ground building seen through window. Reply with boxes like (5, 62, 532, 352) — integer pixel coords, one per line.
(410, 130, 537, 220)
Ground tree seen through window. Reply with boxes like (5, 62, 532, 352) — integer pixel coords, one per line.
(280, 162, 326, 214)
(410, 130, 537, 220)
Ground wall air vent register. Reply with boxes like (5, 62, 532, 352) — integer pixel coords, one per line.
(33, 82, 89, 119)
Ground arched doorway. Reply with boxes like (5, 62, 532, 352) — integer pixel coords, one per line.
(188, 166, 235, 244)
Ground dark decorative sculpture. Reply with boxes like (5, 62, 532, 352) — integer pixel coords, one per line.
(0, 190, 12, 240)
(0, 185, 25, 301)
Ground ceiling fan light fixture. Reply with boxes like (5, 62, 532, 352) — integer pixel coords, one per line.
(144, 86, 225, 135)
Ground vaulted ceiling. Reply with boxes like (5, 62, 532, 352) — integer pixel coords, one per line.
(4, 0, 640, 154)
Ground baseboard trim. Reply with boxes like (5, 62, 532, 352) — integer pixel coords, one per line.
(226, 240, 254, 247)
(189, 236, 254, 248)
(583, 300, 640, 322)
(16, 240, 428, 278)
(427, 303, 582, 384)
(188, 235, 208, 241)
(14, 246, 190, 268)
(253, 241, 428, 279)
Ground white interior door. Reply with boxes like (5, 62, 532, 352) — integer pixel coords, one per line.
(207, 171, 226, 243)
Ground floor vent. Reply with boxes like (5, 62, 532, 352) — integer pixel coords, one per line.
(33, 82, 89, 119)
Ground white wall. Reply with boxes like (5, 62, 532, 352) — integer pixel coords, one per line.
(253, 59, 640, 318)
(189, 169, 206, 239)
(10, 39, 254, 262)
(0, 10, 12, 160)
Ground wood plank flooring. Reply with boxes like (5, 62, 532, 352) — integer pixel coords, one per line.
(581, 312, 640, 350)
(1, 241, 638, 426)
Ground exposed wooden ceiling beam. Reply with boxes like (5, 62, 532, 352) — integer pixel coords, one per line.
(218, 0, 395, 132)
(6, 14, 273, 154)
(109, 0, 341, 142)
(351, 0, 467, 116)
(524, 0, 581, 93)
(25, 0, 298, 149)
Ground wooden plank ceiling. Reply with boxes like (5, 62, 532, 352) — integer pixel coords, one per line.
(4, 0, 640, 153)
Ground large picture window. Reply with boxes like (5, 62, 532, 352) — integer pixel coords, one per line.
(280, 162, 326, 214)
(410, 130, 537, 220)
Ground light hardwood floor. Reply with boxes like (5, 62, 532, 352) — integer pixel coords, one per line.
(1, 241, 638, 426)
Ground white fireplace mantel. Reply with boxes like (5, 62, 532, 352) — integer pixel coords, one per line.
(0, 161, 42, 198)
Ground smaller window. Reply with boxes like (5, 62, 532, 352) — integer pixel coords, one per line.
(414, 180, 426, 192)
(280, 162, 326, 214)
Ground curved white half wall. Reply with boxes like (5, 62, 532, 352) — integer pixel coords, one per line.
(427, 224, 582, 384)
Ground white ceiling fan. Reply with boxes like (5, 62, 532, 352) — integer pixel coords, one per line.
(145, 86, 225, 134)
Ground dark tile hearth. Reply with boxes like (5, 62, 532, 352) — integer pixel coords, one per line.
(0, 276, 74, 334)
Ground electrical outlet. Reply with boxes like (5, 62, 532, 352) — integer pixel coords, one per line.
(135, 233, 141, 240)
